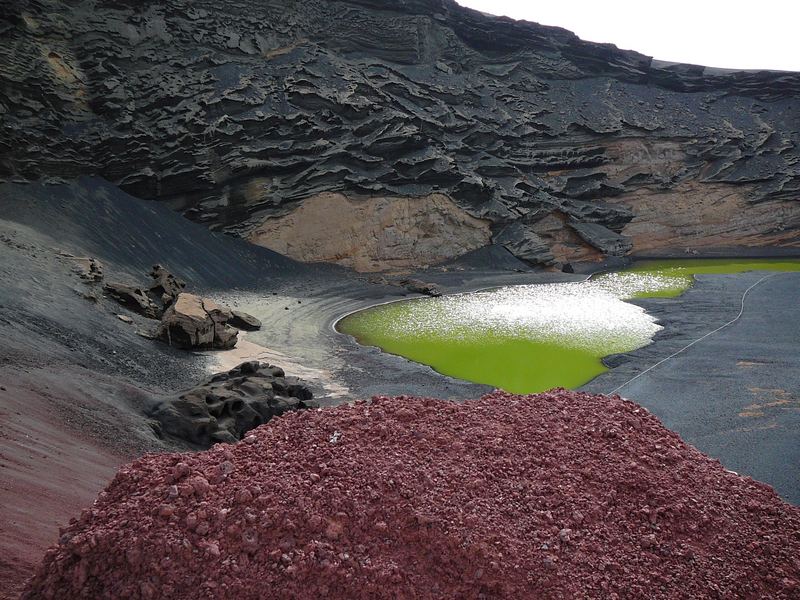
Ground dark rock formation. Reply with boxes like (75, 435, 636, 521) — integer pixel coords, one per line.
(148, 360, 318, 447)
(399, 278, 443, 297)
(62, 254, 104, 282)
(103, 281, 162, 319)
(157, 292, 238, 349)
(229, 309, 261, 331)
(2, 0, 799, 267)
(494, 222, 555, 266)
(148, 264, 186, 307)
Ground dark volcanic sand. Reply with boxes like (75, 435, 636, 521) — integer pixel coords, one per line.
(584, 270, 800, 504)
(24, 392, 800, 599)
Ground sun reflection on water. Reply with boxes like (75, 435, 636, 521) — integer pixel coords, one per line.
(371, 272, 685, 354)
(337, 258, 800, 393)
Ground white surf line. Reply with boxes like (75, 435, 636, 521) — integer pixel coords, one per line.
(608, 271, 788, 396)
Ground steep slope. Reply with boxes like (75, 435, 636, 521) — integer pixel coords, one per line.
(2, 0, 799, 269)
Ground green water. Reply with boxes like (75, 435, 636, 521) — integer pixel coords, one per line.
(338, 258, 800, 394)
(615, 258, 800, 298)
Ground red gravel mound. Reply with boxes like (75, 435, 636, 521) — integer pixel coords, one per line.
(24, 391, 800, 599)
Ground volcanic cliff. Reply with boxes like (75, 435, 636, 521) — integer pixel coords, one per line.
(2, 0, 799, 270)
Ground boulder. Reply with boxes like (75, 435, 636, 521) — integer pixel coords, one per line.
(157, 293, 238, 350)
(568, 222, 633, 256)
(399, 278, 443, 297)
(493, 222, 556, 267)
(148, 264, 186, 307)
(68, 256, 104, 282)
(148, 361, 318, 447)
(103, 281, 162, 319)
(229, 310, 262, 331)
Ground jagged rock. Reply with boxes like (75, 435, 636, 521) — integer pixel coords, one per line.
(68, 257, 103, 283)
(157, 292, 238, 350)
(568, 222, 633, 256)
(229, 310, 262, 331)
(148, 360, 318, 447)
(148, 264, 185, 307)
(103, 282, 162, 319)
(1, 1, 798, 265)
(494, 222, 556, 266)
(399, 279, 443, 297)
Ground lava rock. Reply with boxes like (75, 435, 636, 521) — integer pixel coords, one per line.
(103, 281, 162, 319)
(568, 222, 633, 256)
(494, 222, 556, 266)
(24, 391, 800, 599)
(148, 361, 317, 447)
(229, 310, 262, 331)
(148, 264, 186, 307)
(399, 278, 443, 297)
(68, 256, 104, 282)
(156, 292, 238, 350)
(3, 1, 798, 266)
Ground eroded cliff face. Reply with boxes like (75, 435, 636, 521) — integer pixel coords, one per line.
(248, 192, 491, 272)
(2, 0, 799, 268)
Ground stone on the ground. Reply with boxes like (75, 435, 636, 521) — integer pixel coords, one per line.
(148, 264, 186, 306)
(148, 361, 317, 447)
(229, 310, 262, 331)
(399, 278, 443, 297)
(68, 256, 104, 282)
(156, 292, 238, 350)
(103, 281, 162, 319)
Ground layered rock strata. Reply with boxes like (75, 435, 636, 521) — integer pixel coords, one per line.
(2, 0, 799, 268)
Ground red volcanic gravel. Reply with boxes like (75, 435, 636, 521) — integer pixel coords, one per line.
(24, 391, 800, 599)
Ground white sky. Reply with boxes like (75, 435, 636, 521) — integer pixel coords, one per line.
(455, 1, 799, 72)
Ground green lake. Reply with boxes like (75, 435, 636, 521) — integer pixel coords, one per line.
(337, 258, 800, 394)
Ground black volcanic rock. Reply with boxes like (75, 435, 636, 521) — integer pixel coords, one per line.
(148, 360, 318, 447)
(494, 222, 555, 266)
(229, 309, 262, 331)
(568, 222, 632, 256)
(1, 0, 799, 264)
(103, 281, 162, 319)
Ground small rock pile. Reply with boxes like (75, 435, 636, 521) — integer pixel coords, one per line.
(149, 361, 318, 447)
(86, 263, 261, 350)
(24, 391, 800, 599)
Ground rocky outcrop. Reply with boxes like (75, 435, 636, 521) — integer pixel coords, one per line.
(61, 254, 104, 283)
(399, 278, 443, 297)
(148, 360, 317, 447)
(494, 222, 556, 266)
(229, 310, 261, 331)
(2, 0, 799, 267)
(569, 222, 632, 256)
(148, 264, 186, 307)
(247, 192, 492, 272)
(157, 293, 238, 350)
(103, 282, 162, 319)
